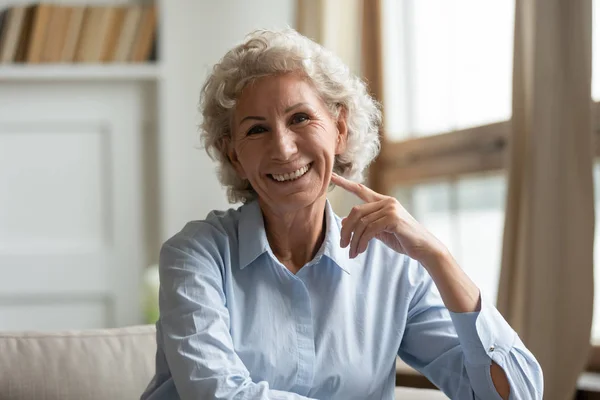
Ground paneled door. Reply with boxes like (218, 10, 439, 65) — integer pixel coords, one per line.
(0, 81, 151, 330)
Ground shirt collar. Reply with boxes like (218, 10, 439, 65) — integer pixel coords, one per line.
(320, 200, 352, 274)
(238, 200, 270, 270)
(237, 199, 352, 274)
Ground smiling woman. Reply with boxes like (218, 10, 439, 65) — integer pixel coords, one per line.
(140, 29, 543, 400)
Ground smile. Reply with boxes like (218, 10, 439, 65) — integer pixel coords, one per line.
(269, 163, 312, 182)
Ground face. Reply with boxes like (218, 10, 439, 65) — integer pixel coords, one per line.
(229, 72, 347, 214)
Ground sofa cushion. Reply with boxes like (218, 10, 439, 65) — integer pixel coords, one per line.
(0, 325, 156, 400)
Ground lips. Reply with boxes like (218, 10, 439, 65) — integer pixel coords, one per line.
(269, 163, 312, 182)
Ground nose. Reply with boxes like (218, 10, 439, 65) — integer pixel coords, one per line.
(270, 125, 298, 161)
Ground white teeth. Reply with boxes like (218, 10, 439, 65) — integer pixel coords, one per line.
(271, 164, 310, 182)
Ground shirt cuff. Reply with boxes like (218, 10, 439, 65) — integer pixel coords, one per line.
(448, 294, 517, 366)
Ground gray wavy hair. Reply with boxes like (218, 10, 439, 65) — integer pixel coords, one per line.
(199, 29, 382, 204)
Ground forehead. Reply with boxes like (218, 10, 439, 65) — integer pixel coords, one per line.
(235, 73, 323, 117)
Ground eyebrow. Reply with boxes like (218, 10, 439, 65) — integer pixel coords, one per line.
(239, 115, 266, 124)
(284, 102, 308, 112)
(238, 103, 310, 125)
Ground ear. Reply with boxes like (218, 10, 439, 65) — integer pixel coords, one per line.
(335, 106, 348, 155)
(226, 137, 247, 180)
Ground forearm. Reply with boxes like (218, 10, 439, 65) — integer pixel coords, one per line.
(176, 374, 317, 400)
(420, 248, 480, 313)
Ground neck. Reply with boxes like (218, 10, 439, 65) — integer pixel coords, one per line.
(258, 197, 327, 274)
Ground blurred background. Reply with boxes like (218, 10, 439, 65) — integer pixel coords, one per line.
(0, 0, 599, 397)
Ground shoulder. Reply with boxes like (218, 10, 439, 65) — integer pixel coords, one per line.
(166, 207, 241, 245)
(160, 205, 245, 269)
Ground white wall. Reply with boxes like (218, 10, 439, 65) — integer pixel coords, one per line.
(159, 0, 297, 240)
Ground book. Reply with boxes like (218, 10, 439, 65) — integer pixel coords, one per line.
(112, 5, 142, 63)
(101, 6, 126, 62)
(41, 5, 71, 63)
(0, 7, 10, 60)
(74, 6, 100, 62)
(87, 6, 117, 62)
(0, 6, 27, 63)
(148, 33, 157, 62)
(60, 6, 85, 62)
(26, 3, 53, 63)
(130, 5, 157, 62)
(14, 5, 35, 63)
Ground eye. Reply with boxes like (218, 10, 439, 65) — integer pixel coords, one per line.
(247, 125, 267, 135)
(290, 113, 310, 125)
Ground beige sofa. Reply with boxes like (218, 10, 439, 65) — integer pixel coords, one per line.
(0, 325, 448, 400)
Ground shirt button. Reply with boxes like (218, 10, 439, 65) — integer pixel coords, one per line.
(489, 345, 495, 352)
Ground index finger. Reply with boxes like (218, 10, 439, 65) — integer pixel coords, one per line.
(330, 173, 382, 203)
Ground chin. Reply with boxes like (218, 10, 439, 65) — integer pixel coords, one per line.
(261, 187, 326, 214)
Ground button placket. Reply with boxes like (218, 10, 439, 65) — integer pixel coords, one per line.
(290, 279, 316, 396)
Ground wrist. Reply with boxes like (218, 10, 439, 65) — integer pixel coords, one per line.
(420, 245, 454, 272)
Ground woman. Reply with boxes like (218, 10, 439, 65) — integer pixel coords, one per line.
(141, 29, 543, 399)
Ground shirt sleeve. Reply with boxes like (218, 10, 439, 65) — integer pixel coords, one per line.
(158, 226, 317, 400)
(397, 262, 543, 400)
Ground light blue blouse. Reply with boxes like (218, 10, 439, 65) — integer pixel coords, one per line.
(141, 200, 543, 399)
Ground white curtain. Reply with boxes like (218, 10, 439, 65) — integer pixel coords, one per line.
(498, 0, 595, 398)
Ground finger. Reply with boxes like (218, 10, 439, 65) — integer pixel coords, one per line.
(348, 210, 384, 258)
(331, 173, 382, 203)
(340, 201, 383, 248)
(345, 201, 387, 254)
(356, 215, 390, 256)
(350, 212, 382, 258)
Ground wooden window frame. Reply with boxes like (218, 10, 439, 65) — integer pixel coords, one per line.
(373, 121, 510, 194)
(373, 103, 600, 193)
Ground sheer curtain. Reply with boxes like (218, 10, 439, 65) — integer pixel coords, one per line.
(498, 1, 595, 397)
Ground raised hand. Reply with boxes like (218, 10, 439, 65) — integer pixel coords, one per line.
(331, 173, 448, 264)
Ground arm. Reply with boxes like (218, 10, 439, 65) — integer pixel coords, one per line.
(158, 230, 317, 400)
(330, 173, 543, 400)
(398, 257, 543, 400)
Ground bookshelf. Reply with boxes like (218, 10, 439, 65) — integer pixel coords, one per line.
(0, 0, 162, 330)
(0, 2, 157, 65)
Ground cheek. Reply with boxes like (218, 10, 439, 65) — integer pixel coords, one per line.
(233, 142, 260, 177)
(306, 123, 340, 152)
